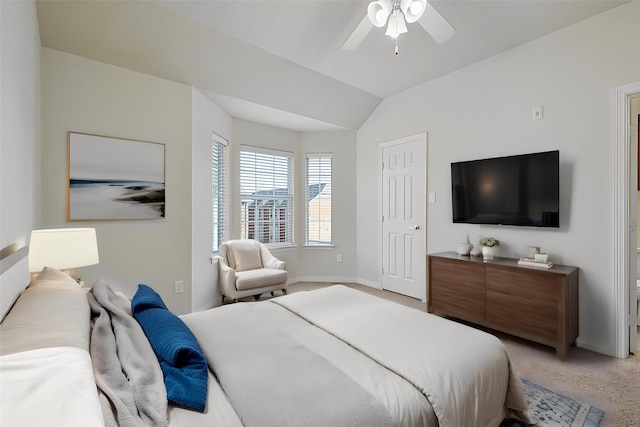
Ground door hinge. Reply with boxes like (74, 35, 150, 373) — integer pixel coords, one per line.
(630, 219, 637, 232)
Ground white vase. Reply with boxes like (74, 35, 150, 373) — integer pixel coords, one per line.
(456, 243, 473, 256)
(481, 245, 497, 260)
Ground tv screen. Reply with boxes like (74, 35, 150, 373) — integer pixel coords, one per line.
(451, 150, 559, 227)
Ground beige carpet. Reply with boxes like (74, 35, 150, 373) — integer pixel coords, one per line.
(272, 282, 640, 426)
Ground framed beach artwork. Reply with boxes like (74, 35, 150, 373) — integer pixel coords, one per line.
(67, 132, 166, 221)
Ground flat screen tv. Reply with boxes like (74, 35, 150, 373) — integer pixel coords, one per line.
(451, 150, 559, 227)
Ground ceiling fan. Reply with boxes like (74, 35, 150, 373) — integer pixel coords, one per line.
(342, 0, 455, 53)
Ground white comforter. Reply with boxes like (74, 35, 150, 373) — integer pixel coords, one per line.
(182, 285, 529, 427)
(274, 285, 530, 427)
(0, 346, 104, 427)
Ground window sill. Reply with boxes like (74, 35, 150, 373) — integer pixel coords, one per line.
(266, 243, 297, 252)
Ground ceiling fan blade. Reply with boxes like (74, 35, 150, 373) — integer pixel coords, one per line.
(342, 15, 374, 50)
(418, 2, 455, 43)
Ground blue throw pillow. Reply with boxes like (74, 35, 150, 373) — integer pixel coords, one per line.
(132, 284, 208, 412)
(131, 283, 168, 312)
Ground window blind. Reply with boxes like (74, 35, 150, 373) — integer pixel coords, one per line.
(212, 134, 228, 252)
(306, 154, 332, 246)
(240, 147, 293, 245)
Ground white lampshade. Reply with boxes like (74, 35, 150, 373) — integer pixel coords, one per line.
(368, 0, 393, 27)
(400, 0, 426, 23)
(385, 10, 408, 38)
(28, 228, 99, 273)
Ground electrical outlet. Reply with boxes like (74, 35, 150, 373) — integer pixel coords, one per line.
(174, 280, 184, 294)
(337, 254, 343, 263)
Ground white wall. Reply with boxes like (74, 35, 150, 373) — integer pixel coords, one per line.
(230, 119, 301, 274)
(191, 88, 232, 310)
(298, 130, 357, 283)
(0, 0, 40, 252)
(0, 0, 40, 309)
(229, 120, 358, 284)
(41, 48, 194, 314)
(357, 1, 640, 356)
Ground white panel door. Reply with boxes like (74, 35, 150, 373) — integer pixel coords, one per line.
(381, 134, 426, 301)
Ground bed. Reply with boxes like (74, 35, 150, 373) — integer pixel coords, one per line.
(0, 249, 530, 427)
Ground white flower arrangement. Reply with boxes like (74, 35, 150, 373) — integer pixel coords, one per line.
(479, 237, 500, 247)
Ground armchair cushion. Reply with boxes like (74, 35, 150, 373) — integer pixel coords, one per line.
(235, 268, 288, 291)
(229, 240, 263, 272)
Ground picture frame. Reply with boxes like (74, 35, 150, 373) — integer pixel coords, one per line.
(67, 132, 166, 221)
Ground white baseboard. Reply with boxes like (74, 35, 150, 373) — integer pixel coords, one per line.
(355, 277, 382, 289)
(288, 275, 357, 285)
(575, 337, 616, 357)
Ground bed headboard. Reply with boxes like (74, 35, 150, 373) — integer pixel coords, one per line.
(0, 244, 30, 322)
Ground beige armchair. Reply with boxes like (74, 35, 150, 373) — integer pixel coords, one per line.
(218, 239, 288, 303)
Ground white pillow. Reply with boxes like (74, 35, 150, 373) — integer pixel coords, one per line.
(29, 267, 80, 290)
(0, 282, 89, 355)
(230, 241, 263, 272)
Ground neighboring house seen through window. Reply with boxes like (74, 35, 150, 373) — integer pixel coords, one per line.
(240, 146, 293, 245)
(306, 154, 332, 246)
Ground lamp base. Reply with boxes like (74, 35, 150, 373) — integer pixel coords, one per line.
(61, 268, 84, 286)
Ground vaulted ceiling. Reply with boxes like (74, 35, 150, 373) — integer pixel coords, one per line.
(36, 0, 627, 131)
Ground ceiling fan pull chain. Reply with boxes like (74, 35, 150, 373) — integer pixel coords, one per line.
(395, 38, 399, 55)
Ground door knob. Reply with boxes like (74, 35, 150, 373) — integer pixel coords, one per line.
(410, 225, 421, 230)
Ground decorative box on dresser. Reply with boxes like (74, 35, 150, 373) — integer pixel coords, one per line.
(428, 252, 579, 360)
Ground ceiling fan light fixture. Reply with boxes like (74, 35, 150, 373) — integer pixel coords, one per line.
(367, 0, 393, 27)
(385, 9, 408, 38)
(342, 0, 455, 52)
(400, 0, 426, 23)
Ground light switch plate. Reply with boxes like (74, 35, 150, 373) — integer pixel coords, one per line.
(532, 106, 544, 121)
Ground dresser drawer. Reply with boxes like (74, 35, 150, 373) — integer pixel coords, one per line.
(486, 266, 558, 345)
(429, 257, 485, 323)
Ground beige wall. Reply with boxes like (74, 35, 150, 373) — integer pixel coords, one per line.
(41, 48, 193, 314)
(191, 88, 232, 311)
(37, 50, 359, 312)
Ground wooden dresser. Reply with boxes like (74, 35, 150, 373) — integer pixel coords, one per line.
(428, 251, 579, 360)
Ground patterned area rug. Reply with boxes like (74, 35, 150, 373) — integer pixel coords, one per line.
(501, 379, 604, 427)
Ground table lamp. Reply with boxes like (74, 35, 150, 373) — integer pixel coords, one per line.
(28, 228, 99, 282)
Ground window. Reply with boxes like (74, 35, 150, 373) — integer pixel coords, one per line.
(212, 134, 228, 252)
(240, 146, 293, 245)
(306, 154, 332, 246)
